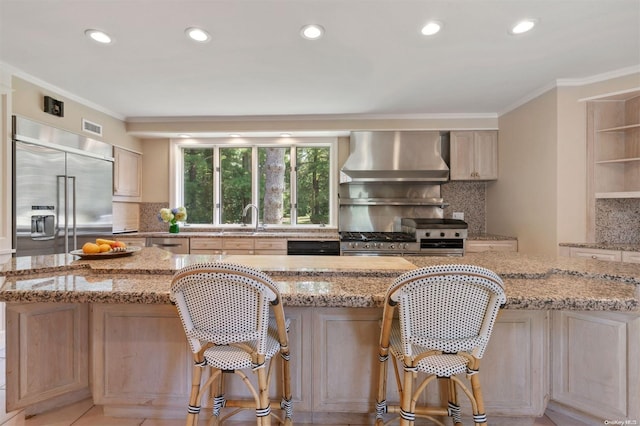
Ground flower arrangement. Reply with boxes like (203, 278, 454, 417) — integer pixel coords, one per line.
(159, 207, 187, 233)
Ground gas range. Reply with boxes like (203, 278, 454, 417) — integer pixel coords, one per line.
(339, 232, 420, 256)
(340, 218, 468, 256)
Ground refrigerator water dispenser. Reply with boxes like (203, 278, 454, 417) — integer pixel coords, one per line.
(31, 206, 55, 240)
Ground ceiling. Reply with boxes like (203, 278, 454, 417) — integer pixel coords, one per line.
(1, 0, 639, 121)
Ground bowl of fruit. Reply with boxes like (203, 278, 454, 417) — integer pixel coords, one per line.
(70, 238, 141, 259)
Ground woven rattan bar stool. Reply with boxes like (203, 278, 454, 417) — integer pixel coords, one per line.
(170, 262, 293, 426)
(375, 264, 506, 426)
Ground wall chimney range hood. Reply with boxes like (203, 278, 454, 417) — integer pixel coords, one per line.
(340, 131, 449, 183)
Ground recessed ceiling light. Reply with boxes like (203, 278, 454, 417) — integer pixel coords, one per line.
(230, 133, 241, 138)
(300, 24, 324, 40)
(510, 19, 537, 35)
(178, 134, 191, 138)
(421, 21, 442, 36)
(85, 29, 113, 44)
(185, 27, 211, 43)
(280, 133, 292, 138)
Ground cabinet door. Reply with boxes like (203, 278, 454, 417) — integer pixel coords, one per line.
(112, 202, 140, 233)
(450, 131, 476, 180)
(223, 238, 254, 254)
(552, 311, 640, 421)
(474, 131, 498, 180)
(6, 303, 90, 411)
(113, 147, 142, 200)
(254, 238, 287, 254)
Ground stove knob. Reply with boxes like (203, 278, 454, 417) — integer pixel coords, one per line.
(389, 244, 395, 249)
(440, 232, 446, 237)
(364, 243, 370, 249)
(425, 232, 431, 237)
(455, 232, 460, 237)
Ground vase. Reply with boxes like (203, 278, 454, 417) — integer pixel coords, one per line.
(169, 223, 180, 234)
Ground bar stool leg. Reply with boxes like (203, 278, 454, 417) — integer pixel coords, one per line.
(468, 361, 487, 425)
(187, 354, 206, 426)
(399, 367, 416, 426)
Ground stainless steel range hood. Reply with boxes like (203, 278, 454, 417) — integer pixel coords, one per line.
(340, 131, 449, 183)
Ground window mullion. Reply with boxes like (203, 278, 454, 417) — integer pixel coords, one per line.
(290, 146, 297, 224)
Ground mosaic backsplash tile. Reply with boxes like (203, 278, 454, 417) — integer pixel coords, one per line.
(596, 198, 640, 244)
(441, 181, 486, 234)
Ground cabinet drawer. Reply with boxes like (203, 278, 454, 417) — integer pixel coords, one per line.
(190, 249, 223, 255)
(254, 249, 287, 255)
(115, 237, 146, 248)
(466, 240, 517, 253)
(254, 239, 287, 250)
(190, 238, 223, 250)
(222, 238, 254, 250)
(621, 251, 640, 263)
(224, 249, 254, 255)
(570, 248, 621, 262)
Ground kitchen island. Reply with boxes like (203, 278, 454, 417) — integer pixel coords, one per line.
(0, 249, 638, 424)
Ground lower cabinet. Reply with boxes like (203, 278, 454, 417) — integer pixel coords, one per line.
(561, 246, 640, 263)
(113, 236, 147, 248)
(189, 238, 223, 255)
(5, 303, 90, 413)
(551, 311, 640, 422)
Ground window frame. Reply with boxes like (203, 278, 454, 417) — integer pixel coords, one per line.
(170, 136, 338, 228)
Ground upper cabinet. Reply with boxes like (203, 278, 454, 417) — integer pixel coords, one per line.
(113, 147, 142, 202)
(588, 94, 640, 199)
(450, 131, 498, 180)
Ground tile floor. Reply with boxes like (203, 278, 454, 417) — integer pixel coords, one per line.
(0, 342, 590, 425)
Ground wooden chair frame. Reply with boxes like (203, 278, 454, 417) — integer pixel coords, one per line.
(171, 263, 293, 426)
(375, 265, 506, 426)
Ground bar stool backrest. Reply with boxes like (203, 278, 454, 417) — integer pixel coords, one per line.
(170, 262, 279, 355)
(388, 264, 506, 359)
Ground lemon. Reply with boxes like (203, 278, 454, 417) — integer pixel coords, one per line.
(98, 243, 112, 253)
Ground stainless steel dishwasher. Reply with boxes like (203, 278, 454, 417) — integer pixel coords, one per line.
(147, 237, 190, 254)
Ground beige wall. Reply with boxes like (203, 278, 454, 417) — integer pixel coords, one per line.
(11, 77, 142, 152)
(490, 72, 640, 255)
(489, 90, 559, 255)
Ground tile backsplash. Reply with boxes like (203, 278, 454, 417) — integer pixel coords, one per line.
(138, 181, 487, 234)
(596, 198, 640, 244)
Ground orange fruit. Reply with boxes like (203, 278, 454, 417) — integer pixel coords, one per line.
(98, 243, 112, 253)
(82, 242, 101, 254)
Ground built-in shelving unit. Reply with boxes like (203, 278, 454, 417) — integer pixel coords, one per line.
(590, 96, 640, 198)
(586, 91, 640, 240)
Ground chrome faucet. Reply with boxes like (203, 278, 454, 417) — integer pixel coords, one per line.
(242, 204, 259, 231)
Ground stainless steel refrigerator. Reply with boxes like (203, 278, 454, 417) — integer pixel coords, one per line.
(12, 115, 114, 256)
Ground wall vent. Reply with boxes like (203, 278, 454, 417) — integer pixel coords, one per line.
(82, 118, 103, 136)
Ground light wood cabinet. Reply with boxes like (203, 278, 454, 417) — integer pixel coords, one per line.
(569, 247, 622, 262)
(113, 236, 146, 248)
(588, 95, 640, 199)
(450, 131, 498, 180)
(6, 303, 90, 412)
(466, 239, 517, 253)
(551, 311, 640, 421)
(190, 238, 223, 254)
(562, 246, 640, 263)
(112, 202, 139, 233)
(222, 237, 254, 255)
(113, 147, 142, 201)
(254, 238, 287, 255)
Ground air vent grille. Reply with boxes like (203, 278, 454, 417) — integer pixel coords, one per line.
(82, 118, 103, 136)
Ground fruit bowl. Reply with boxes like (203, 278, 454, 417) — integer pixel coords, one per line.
(70, 246, 142, 260)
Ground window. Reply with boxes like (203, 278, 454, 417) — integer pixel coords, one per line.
(172, 137, 336, 228)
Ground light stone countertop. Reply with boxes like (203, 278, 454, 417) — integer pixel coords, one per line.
(0, 249, 638, 311)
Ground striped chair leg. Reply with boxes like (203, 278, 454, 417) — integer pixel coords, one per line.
(186, 355, 207, 426)
(375, 350, 389, 426)
(280, 349, 293, 425)
(447, 378, 463, 426)
(469, 367, 487, 425)
(256, 366, 271, 426)
(399, 367, 416, 426)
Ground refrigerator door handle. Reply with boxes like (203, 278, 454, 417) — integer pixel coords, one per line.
(57, 174, 67, 253)
(69, 176, 77, 251)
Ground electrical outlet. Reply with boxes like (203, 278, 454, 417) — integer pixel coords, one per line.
(453, 212, 464, 220)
